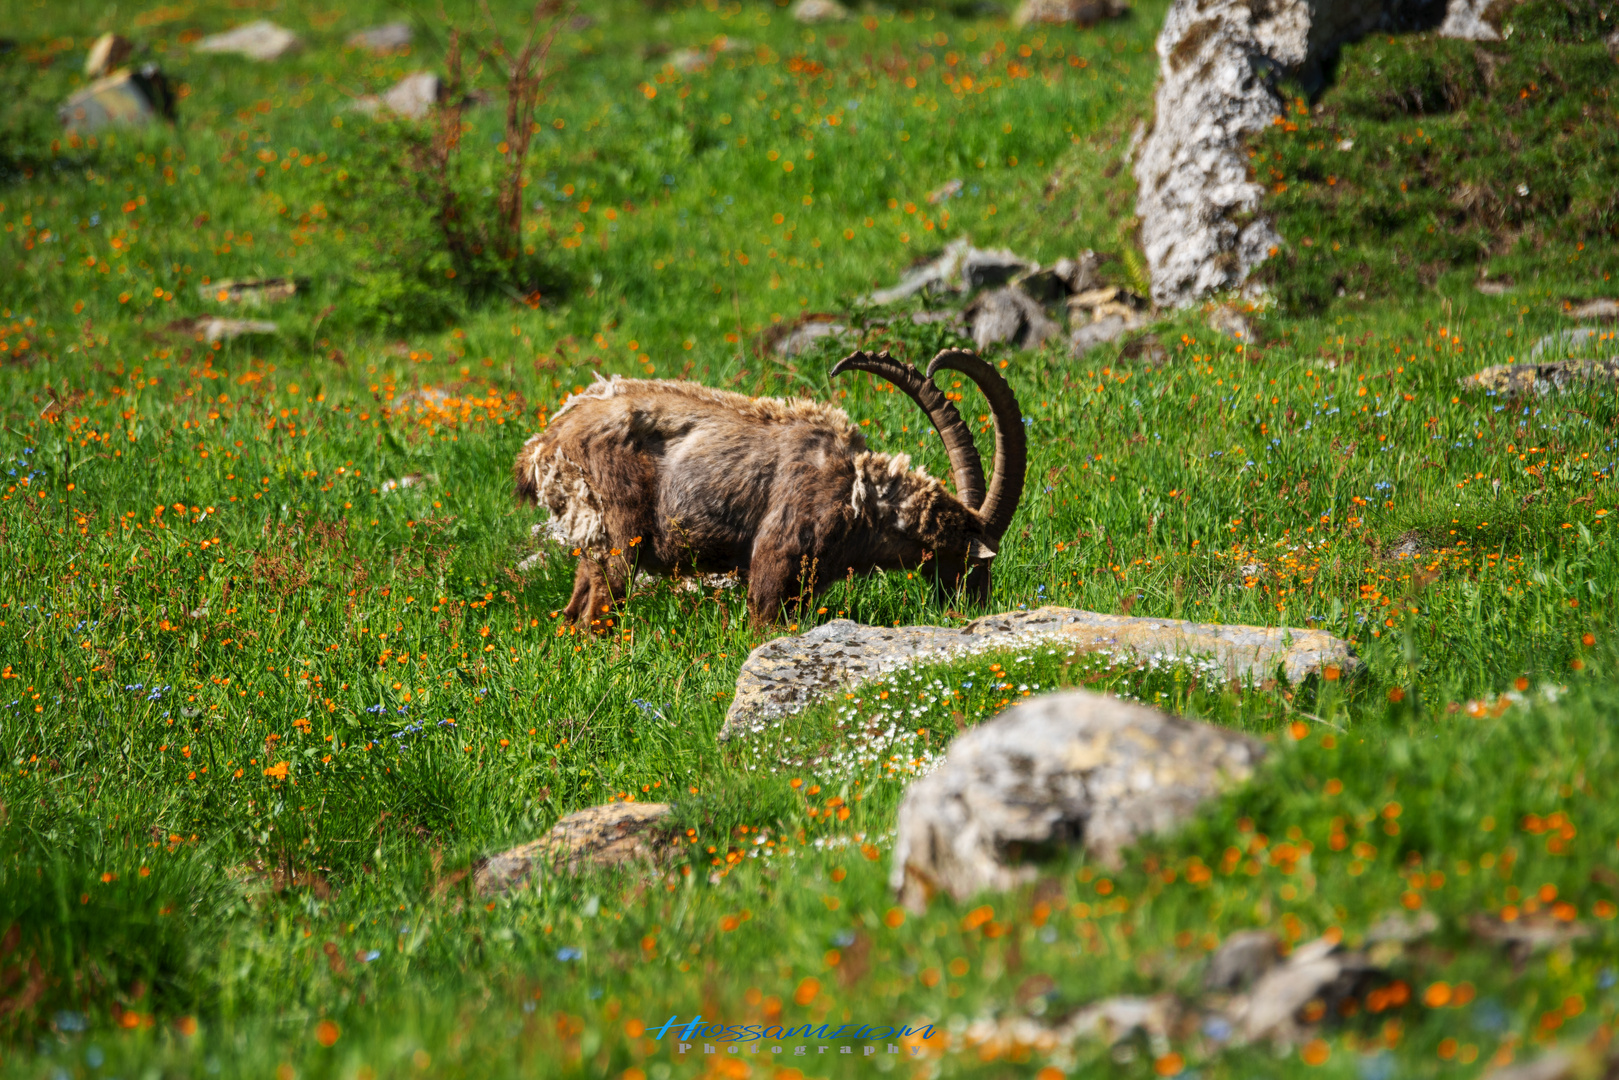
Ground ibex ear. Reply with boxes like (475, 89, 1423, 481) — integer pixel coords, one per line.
(967, 539, 997, 560)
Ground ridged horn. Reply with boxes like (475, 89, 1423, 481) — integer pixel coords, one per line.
(925, 349, 1025, 541)
(831, 349, 986, 510)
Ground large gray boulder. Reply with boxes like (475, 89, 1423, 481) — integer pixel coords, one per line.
(889, 689, 1264, 909)
(1134, 0, 1505, 307)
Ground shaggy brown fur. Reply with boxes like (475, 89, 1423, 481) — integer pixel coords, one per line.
(514, 349, 1025, 627)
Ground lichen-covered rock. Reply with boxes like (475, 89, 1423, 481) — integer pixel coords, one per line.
(722, 606, 1356, 740)
(474, 802, 673, 895)
(1460, 359, 1619, 396)
(890, 690, 1264, 908)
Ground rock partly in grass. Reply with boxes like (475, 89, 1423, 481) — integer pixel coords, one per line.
(1460, 359, 1619, 396)
(764, 314, 856, 357)
(165, 316, 279, 343)
(1468, 910, 1592, 970)
(348, 22, 413, 53)
(475, 802, 674, 895)
(866, 238, 1035, 305)
(1531, 326, 1618, 359)
(1068, 286, 1152, 355)
(59, 68, 173, 133)
(199, 278, 298, 305)
(890, 689, 1264, 909)
(195, 21, 301, 61)
(1208, 304, 1256, 343)
(83, 33, 133, 77)
(790, 0, 847, 22)
(1012, 0, 1128, 29)
(1564, 298, 1619, 322)
(723, 606, 1358, 741)
(1204, 929, 1280, 991)
(966, 287, 1060, 351)
(354, 72, 441, 120)
(1229, 935, 1380, 1045)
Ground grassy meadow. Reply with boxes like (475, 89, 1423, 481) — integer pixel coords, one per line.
(2, 0, 1618, 1076)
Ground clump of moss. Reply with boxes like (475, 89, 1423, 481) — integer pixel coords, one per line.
(1255, 1, 1619, 313)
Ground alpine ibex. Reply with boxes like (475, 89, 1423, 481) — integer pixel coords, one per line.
(514, 348, 1026, 626)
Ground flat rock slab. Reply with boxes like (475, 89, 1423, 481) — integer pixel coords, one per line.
(890, 689, 1265, 908)
(721, 605, 1357, 741)
(1461, 358, 1619, 395)
(475, 802, 673, 895)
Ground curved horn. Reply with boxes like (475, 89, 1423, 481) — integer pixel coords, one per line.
(831, 349, 986, 510)
(926, 349, 1026, 541)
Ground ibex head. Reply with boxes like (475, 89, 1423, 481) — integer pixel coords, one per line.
(830, 347, 1027, 606)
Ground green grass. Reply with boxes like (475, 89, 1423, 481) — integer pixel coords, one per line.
(2, 0, 1619, 1076)
(1254, 0, 1618, 311)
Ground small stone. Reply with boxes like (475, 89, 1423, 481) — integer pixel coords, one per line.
(1013, 0, 1127, 27)
(1608, 28, 1619, 61)
(1070, 314, 1134, 356)
(59, 67, 172, 133)
(765, 314, 855, 357)
(84, 33, 133, 78)
(1475, 278, 1513, 296)
(1468, 910, 1591, 966)
(1230, 936, 1380, 1044)
(791, 0, 848, 22)
(165, 316, 278, 342)
(474, 802, 675, 895)
(347, 21, 413, 53)
(1484, 1051, 1577, 1080)
(1565, 297, 1619, 321)
(1060, 251, 1105, 293)
(1058, 995, 1177, 1048)
(966, 287, 1060, 351)
(354, 72, 441, 120)
(1208, 304, 1255, 342)
(379, 472, 435, 494)
(199, 277, 297, 306)
(1364, 909, 1439, 945)
(890, 689, 1264, 909)
(1386, 532, 1423, 560)
(666, 47, 709, 72)
(926, 178, 964, 204)
(1120, 332, 1168, 366)
(723, 606, 1357, 741)
(195, 21, 301, 62)
(1205, 930, 1280, 991)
